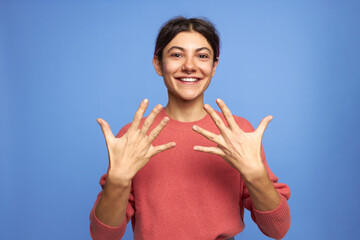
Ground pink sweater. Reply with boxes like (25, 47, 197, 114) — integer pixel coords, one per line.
(90, 109, 291, 239)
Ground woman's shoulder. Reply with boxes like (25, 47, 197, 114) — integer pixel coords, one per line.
(215, 110, 255, 133)
(115, 122, 132, 138)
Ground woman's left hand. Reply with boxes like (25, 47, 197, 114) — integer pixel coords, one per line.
(192, 98, 273, 180)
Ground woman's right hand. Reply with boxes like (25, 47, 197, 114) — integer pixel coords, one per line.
(97, 99, 175, 187)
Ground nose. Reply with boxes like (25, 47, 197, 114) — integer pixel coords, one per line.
(181, 57, 197, 73)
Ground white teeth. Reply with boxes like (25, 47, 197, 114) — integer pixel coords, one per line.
(179, 78, 199, 82)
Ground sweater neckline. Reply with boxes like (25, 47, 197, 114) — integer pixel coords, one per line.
(159, 108, 212, 130)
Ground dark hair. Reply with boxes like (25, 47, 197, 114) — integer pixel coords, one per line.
(154, 17, 220, 62)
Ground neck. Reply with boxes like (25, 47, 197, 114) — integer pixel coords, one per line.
(165, 92, 207, 122)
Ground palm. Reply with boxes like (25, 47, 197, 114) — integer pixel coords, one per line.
(193, 98, 272, 178)
(97, 99, 176, 185)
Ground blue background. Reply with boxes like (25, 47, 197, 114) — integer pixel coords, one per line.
(1, 0, 359, 239)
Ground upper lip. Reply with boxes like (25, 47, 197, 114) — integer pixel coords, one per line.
(176, 76, 201, 79)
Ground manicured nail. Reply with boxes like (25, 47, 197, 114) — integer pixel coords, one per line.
(144, 99, 148, 103)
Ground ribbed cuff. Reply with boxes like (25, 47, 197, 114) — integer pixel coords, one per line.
(90, 210, 127, 240)
(252, 195, 291, 239)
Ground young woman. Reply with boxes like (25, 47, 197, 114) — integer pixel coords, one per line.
(90, 17, 291, 240)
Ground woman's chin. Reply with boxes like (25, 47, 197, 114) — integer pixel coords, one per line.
(168, 88, 205, 102)
(177, 93, 204, 102)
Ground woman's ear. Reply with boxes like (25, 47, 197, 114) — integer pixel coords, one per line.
(153, 55, 163, 76)
(211, 57, 219, 78)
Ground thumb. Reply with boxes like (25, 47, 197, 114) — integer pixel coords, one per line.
(97, 118, 115, 141)
(256, 115, 273, 137)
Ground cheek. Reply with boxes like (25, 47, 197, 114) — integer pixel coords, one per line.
(200, 62, 215, 75)
(162, 61, 179, 75)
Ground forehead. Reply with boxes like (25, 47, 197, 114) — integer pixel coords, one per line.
(164, 31, 213, 52)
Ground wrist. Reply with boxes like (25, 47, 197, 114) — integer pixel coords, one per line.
(105, 176, 131, 189)
(237, 156, 266, 182)
(241, 165, 268, 184)
(106, 167, 133, 188)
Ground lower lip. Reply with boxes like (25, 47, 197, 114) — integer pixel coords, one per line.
(176, 79, 201, 85)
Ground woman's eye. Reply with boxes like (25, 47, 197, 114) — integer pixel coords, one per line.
(171, 53, 182, 58)
(198, 54, 209, 59)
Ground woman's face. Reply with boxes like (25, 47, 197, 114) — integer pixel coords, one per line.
(153, 31, 218, 102)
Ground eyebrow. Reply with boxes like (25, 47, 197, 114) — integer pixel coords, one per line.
(167, 46, 212, 54)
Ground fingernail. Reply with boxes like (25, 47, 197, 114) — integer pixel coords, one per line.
(192, 125, 199, 131)
(144, 99, 148, 103)
(194, 146, 199, 150)
(216, 98, 221, 103)
(97, 119, 102, 124)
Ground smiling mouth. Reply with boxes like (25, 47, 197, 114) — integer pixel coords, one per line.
(177, 77, 200, 82)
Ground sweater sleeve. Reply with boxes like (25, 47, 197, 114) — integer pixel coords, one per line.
(89, 174, 135, 240)
(89, 124, 135, 240)
(239, 118, 291, 239)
